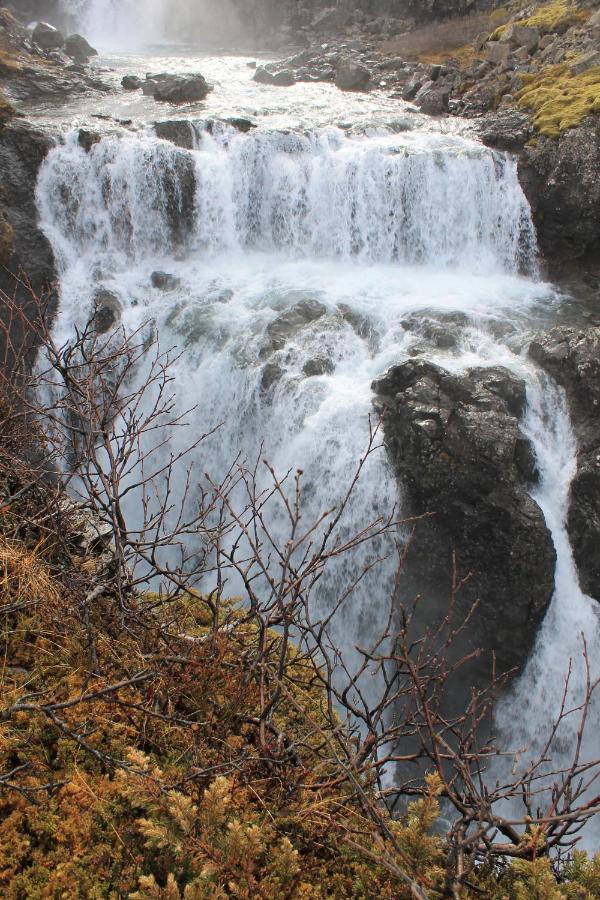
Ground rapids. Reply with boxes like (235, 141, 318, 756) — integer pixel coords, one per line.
(29, 33, 599, 839)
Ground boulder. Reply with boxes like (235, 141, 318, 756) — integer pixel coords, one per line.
(402, 77, 422, 101)
(154, 120, 197, 149)
(569, 50, 600, 76)
(153, 75, 211, 103)
(416, 84, 450, 115)
(32, 21, 64, 50)
(335, 58, 371, 91)
(372, 360, 555, 704)
(122, 75, 142, 91)
(500, 23, 539, 51)
(253, 67, 275, 85)
(484, 41, 510, 66)
(64, 33, 97, 63)
(272, 70, 296, 86)
(529, 327, 600, 601)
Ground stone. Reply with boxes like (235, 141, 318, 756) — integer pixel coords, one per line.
(122, 75, 142, 90)
(151, 271, 181, 291)
(253, 67, 275, 85)
(569, 50, 600, 76)
(402, 78, 422, 101)
(539, 33, 555, 50)
(64, 33, 97, 63)
(223, 117, 256, 132)
(153, 75, 211, 104)
(303, 357, 335, 377)
(334, 58, 371, 91)
(529, 326, 600, 601)
(416, 85, 450, 115)
(484, 41, 510, 66)
(260, 362, 284, 392)
(32, 21, 64, 50)
(77, 129, 100, 153)
(500, 23, 539, 51)
(372, 360, 555, 705)
(154, 120, 197, 149)
(514, 45, 530, 63)
(474, 31, 490, 52)
(92, 288, 121, 334)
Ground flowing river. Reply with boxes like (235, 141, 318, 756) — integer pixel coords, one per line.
(26, 8, 600, 841)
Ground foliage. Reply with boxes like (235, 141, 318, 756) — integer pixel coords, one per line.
(518, 63, 600, 135)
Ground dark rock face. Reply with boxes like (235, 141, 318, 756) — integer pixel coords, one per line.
(529, 327, 600, 601)
(373, 359, 555, 701)
(518, 120, 600, 276)
(0, 123, 57, 370)
(91, 288, 121, 334)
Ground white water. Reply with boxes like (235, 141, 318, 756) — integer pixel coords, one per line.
(32, 55, 599, 833)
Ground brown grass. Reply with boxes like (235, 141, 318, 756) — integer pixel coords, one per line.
(381, 9, 511, 65)
(0, 537, 60, 607)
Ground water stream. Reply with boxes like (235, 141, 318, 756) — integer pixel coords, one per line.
(28, 34, 600, 837)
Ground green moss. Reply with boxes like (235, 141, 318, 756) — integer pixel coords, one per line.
(492, 1, 588, 39)
(518, 63, 600, 135)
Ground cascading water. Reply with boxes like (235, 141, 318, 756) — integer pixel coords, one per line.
(35, 102, 598, 809)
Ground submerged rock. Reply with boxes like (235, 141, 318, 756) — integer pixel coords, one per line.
(529, 326, 600, 601)
(92, 288, 121, 334)
(151, 271, 181, 291)
(373, 360, 555, 705)
(303, 356, 335, 377)
(261, 300, 327, 356)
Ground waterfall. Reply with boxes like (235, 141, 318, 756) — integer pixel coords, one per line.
(39, 122, 583, 769)
(37, 127, 537, 274)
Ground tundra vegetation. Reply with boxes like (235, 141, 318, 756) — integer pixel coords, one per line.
(1, 286, 600, 898)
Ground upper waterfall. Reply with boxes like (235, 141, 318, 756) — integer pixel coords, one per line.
(37, 127, 538, 276)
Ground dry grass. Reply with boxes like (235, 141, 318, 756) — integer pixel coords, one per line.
(0, 537, 60, 608)
(381, 9, 511, 68)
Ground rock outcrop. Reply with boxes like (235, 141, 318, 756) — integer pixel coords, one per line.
(529, 326, 600, 601)
(373, 359, 555, 702)
(518, 119, 600, 276)
(0, 123, 57, 369)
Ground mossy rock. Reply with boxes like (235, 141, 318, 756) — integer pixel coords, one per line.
(492, 1, 589, 40)
(518, 63, 600, 135)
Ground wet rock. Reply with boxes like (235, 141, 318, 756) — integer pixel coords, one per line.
(223, 117, 256, 132)
(122, 75, 142, 90)
(153, 74, 211, 103)
(260, 362, 284, 392)
(402, 78, 422, 101)
(372, 360, 555, 702)
(338, 303, 371, 340)
(529, 326, 600, 601)
(303, 356, 335, 377)
(253, 66, 275, 85)
(77, 129, 100, 153)
(335, 58, 371, 91)
(154, 120, 197, 149)
(272, 70, 296, 86)
(32, 21, 64, 49)
(518, 119, 600, 275)
(262, 300, 327, 356)
(151, 271, 181, 291)
(92, 288, 121, 334)
(64, 33, 97, 63)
